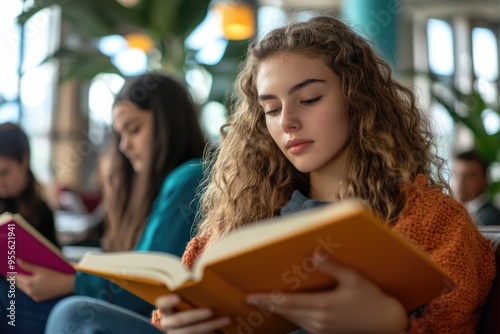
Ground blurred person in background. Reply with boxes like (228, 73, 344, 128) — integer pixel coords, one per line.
(1, 71, 207, 334)
(0, 122, 58, 245)
(0, 122, 62, 334)
(454, 150, 500, 225)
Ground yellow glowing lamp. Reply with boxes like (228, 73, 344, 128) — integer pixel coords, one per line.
(214, 2, 255, 40)
(125, 33, 155, 53)
(116, 0, 139, 7)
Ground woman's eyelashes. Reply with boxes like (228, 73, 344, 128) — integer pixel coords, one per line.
(128, 126, 140, 135)
(123, 124, 140, 136)
(263, 96, 322, 116)
(301, 96, 321, 106)
(264, 107, 281, 116)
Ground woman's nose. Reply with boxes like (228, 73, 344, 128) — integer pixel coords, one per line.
(279, 106, 300, 132)
(119, 136, 129, 154)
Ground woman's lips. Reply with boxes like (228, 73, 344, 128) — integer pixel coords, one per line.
(286, 139, 313, 154)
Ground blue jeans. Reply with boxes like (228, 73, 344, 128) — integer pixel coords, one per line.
(0, 276, 68, 334)
(46, 296, 163, 334)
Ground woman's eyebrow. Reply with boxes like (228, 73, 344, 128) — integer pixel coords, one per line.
(288, 78, 326, 95)
(258, 78, 326, 101)
(114, 118, 136, 132)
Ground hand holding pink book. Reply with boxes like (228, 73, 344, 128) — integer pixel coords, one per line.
(0, 212, 75, 276)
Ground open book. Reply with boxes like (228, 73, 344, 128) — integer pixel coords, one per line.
(75, 200, 455, 334)
(0, 212, 75, 276)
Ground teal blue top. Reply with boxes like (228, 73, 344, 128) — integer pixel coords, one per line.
(73, 158, 203, 317)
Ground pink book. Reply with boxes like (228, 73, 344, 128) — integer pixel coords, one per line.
(0, 212, 75, 276)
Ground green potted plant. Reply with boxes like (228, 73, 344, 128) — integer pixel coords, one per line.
(426, 73, 500, 196)
(18, 0, 212, 80)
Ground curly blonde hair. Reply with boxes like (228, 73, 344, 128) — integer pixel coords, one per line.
(196, 15, 448, 245)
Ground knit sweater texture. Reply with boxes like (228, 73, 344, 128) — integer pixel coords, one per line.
(151, 174, 495, 333)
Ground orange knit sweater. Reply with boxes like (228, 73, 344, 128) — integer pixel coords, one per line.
(151, 175, 495, 333)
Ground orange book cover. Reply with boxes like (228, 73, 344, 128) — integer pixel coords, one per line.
(75, 199, 455, 334)
(0, 212, 75, 276)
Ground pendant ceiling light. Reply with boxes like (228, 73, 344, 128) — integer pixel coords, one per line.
(125, 33, 155, 53)
(212, 0, 256, 40)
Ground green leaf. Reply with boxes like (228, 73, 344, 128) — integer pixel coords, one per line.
(148, 0, 182, 39)
(173, 0, 212, 36)
(20, 0, 141, 38)
(62, 0, 136, 38)
(18, 0, 235, 93)
(488, 180, 500, 199)
(36, 47, 120, 82)
(426, 72, 500, 165)
(60, 55, 121, 82)
(204, 40, 248, 103)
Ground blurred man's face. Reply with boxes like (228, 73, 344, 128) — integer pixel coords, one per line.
(454, 159, 488, 203)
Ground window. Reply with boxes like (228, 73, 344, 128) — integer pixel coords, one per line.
(427, 19, 455, 77)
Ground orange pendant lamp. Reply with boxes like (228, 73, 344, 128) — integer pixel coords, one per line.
(213, 0, 256, 40)
(124, 33, 155, 53)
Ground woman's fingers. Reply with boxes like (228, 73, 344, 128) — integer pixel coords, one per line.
(163, 312, 230, 334)
(155, 294, 181, 315)
(156, 294, 230, 333)
(314, 257, 358, 284)
(160, 308, 212, 329)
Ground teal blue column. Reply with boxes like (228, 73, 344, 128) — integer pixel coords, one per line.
(341, 0, 400, 66)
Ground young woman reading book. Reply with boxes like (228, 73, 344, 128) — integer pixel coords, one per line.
(4, 72, 206, 334)
(47, 16, 495, 334)
(0, 122, 62, 334)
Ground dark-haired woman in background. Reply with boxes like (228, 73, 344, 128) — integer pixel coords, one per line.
(0, 122, 63, 334)
(0, 122, 58, 245)
(2, 71, 207, 334)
